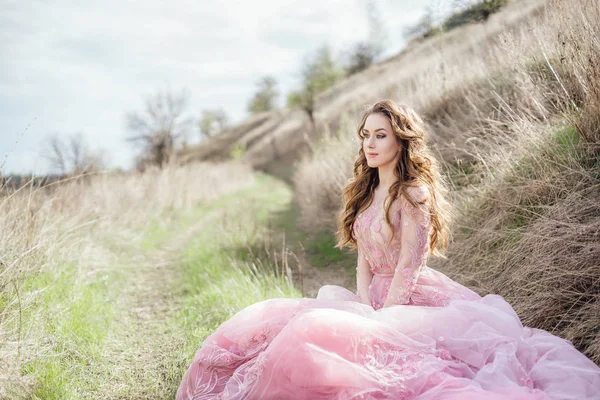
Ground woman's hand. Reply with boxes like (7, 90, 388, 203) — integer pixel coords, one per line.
(358, 294, 372, 307)
(382, 298, 396, 308)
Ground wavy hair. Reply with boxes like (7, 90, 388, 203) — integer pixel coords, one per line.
(335, 99, 452, 259)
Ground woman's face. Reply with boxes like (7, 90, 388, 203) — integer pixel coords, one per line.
(362, 113, 401, 168)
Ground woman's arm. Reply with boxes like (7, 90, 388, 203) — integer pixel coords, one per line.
(356, 247, 374, 305)
(383, 186, 431, 307)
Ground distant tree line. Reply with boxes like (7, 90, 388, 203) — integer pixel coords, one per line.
(0, 173, 66, 192)
(42, 132, 106, 176)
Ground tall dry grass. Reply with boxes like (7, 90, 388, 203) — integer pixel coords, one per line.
(0, 161, 255, 397)
(436, 0, 600, 362)
(293, 111, 358, 232)
(181, 1, 549, 182)
(294, 0, 554, 227)
(294, 0, 600, 362)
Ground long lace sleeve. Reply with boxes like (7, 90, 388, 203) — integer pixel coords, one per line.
(356, 246, 373, 305)
(385, 186, 431, 306)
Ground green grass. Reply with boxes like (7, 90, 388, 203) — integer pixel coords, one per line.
(230, 142, 246, 160)
(11, 172, 310, 398)
(171, 174, 302, 372)
(307, 230, 347, 269)
(553, 125, 579, 155)
(19, 262, 123, 399)
(265, 191, 355, 272)
(454, 124, 586, 256)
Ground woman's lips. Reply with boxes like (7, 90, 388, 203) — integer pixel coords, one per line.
(367, 153, 378, 158)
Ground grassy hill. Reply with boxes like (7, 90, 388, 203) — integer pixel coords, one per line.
(2, 0, 599, 397)
(292, 0, 600, 363)
(187, 0, 600, 362)
(181, 0, 548, 181)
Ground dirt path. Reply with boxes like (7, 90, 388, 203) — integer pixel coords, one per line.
(82, 176, 354, 399)
(89, 214, 222, 399)
(287, 241, 356, 299)
(265, 193, 356, 299)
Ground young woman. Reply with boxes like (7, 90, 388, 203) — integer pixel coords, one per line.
(177, 100, 600, 400)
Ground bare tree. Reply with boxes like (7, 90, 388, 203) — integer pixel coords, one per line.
(68, 133, 87, 173)
(126, 87, 193, 168)
(44, 133, 68, 175)
(42, 132, 103, 175)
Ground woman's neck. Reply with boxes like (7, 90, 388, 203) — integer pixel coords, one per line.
(377, 164, 397, 191)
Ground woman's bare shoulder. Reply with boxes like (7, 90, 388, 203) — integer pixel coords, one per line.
(405, 184, 430, 203)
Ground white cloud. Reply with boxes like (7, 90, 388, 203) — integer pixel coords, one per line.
(0, 0, 433, 175)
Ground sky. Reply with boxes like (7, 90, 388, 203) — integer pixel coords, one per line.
(0, 0, 453, 175)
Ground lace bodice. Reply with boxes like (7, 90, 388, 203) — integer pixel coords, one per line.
(353, 185, 432, 305)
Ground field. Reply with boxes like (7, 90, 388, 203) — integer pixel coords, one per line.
(2, 0, 599, 397)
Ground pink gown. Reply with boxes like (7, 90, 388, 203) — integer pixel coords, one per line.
(177, 186, 600, 400)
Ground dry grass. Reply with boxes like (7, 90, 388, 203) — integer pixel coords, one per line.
(292, 111, 358, 232)
(295, 0, 559, 227)
(3, 1, 599, 397)
(0, 161, 255, 398)
(181, 1, 552, 181)
(294, 0, 600, 362)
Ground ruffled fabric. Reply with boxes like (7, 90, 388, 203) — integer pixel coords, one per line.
(177, 188, 600, 398)
(177, 289, 600, 399)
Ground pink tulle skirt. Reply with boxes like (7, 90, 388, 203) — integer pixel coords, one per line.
(176, 267, 600, 400)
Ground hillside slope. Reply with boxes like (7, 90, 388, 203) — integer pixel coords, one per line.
(292, 0, 600, 364)
(181, 0, 548, 181)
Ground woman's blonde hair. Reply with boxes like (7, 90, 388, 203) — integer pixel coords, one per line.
(335, 99, 452, 258)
